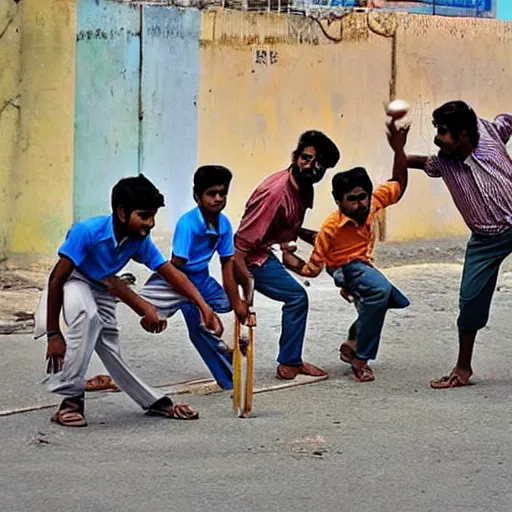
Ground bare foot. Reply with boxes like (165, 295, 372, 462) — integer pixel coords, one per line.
(339, 339, 356, 364)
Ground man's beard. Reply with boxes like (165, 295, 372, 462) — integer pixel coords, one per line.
(291, 164, 324, 189)
(344, 206, 370, 226)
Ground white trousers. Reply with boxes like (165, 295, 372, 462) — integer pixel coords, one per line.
(35, 272, 162, 408)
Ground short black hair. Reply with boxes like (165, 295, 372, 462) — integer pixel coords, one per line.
(332, 167, 373, 202)
(433, 101, 479, 147)
(292, 130, 340, 169)
(193, 165, 233, 197)
(111, 174, 164, 215)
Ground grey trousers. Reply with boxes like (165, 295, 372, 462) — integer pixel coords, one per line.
(35, 272, 162, 409)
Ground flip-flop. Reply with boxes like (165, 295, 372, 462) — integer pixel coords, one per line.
(352, 364, 375, 383)
(51, 399, 87, 427)
(430, 373, 470, 389)
(146, 401, 199, 420)
(84, 375, 120, 392)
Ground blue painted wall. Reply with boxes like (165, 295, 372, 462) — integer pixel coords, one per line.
(311, 0, 494, 17)
(141, 6, 200, 233)
(74, 0, 141, 221)
(74, 2, 199, 232)
(497, 0, 512, 19)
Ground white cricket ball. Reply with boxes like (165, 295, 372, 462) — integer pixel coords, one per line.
(385, 99, 410, 120)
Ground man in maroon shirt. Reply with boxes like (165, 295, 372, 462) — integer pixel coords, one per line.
(234, 130, 340, 380)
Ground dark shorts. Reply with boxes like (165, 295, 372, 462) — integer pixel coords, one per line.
(458, 228, 512, 331)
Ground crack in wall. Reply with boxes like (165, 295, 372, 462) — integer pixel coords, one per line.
(0, 96, 21, 120)
(0, 1, 21, 40)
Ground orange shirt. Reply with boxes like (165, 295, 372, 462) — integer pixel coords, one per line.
(301, 181, 402, 277)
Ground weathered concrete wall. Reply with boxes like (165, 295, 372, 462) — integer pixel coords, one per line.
(9, 0, 76, 255)
(392, 14, 512, 240)
(197, 10, 512, 241)
(198, 11, 394, 235)
(73, 0, 140, 222)
(141, 5, 201, 232)
(0, 1, 22, 259)
(3, 4, 512, 259)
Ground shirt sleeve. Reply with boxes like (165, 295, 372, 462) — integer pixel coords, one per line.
(300, 222, 331, 278)
(58, 222, 93, 267)
(217, 219, 235, 259)
(234, 187, 282, 253)
(171, 215, 194, 261)
(493, 114, 512, 145)
(424, 156, 443, 178)
(136, 236, 167, 271)
(372, 181, 402, 212)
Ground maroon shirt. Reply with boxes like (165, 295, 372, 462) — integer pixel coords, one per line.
(235, 168, 313, 266)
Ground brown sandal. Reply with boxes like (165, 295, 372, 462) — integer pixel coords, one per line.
(147, 398, 199, 420)
(430, 373, 471, 389)
(51, 397, 87, 427)
(352, 364, 375, 383)
(85, 375, 120, 392)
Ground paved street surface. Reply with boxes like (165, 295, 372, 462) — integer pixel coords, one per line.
(1, 238, 512, 512)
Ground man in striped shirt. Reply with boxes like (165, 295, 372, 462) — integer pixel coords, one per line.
(234, 131, 340, 381)
(407, 101, 512, 389)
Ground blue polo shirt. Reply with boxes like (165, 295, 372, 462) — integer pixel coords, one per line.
(58, 215, 167, 282)
(172, 207, 234, 274)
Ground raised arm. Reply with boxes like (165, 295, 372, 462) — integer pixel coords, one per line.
(386, 119, 410, 195)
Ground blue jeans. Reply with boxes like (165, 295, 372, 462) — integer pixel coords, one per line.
(341, 260, 409, 361)
(251, 254, 309, 365)
(141, 271, 233, 390)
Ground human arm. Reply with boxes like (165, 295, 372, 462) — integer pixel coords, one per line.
(45, 223, 90, 373)
(387, 118, 410, 196)
(494, 114, 512, 145)
(297, 227, 318, 247)
(45, 258, 74, 373)
(102, 276, 167, 333)
(216, 218, 249, 323)
(406, 155, 428, 170)
(282, 226, 330, 278)
(138, 233, 223, 336)
(156, 261, 223, 336)
(221, 257, 249, 323)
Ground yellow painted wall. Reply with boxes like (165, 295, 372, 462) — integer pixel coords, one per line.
(389, 14, 512, 240)
(197, 11, 512, 241)
(0, 1, 22, 259)
(198, 10, 395, 236)
(9, 0, 76, 255)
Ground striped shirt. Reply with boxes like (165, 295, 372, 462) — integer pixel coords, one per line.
(425, 114, 512, 236)
(235, 168, 313, 266)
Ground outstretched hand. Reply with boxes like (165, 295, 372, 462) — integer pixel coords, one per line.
(386, 118, 410, 152)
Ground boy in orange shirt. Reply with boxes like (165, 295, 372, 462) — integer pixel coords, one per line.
(283, 120, 410, 382)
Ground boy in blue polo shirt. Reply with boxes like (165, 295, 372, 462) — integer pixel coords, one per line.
(36, 174, 222, 427)
(141, 165, 248, 390)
